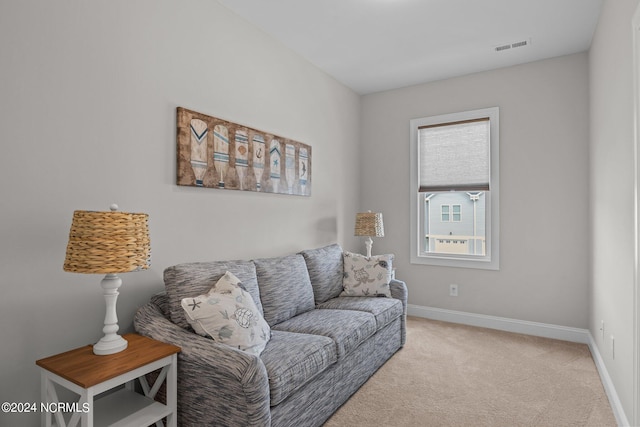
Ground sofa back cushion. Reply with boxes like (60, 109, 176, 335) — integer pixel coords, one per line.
(299, 243, 344, 305)
(164, 260, 262, 330)
(254, 254, 315, 326)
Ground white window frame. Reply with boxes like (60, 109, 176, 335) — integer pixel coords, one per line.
(452, 204, 461, 222)
(440, 204, 462, 222)
(409, 107, 500, 270)
(441, 205, 450, 222)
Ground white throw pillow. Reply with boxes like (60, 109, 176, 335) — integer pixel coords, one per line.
(342, 251, 394, 297)
(181, 271, 271, 355)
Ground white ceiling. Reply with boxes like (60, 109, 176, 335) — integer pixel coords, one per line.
(217, 0, 603, 95)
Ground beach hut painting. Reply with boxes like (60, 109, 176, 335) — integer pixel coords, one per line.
(177, 107, 312, 196)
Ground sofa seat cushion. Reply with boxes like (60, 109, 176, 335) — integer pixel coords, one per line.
(254, 254, 316, 327)
(164, 260, 262, 330)
(317, 296, 403, 330)
(261, 330, 336, 406)
(272, 309, 376, 360)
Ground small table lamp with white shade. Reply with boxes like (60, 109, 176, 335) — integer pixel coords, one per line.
(354, 211, 384, 258)
(63, 204, 151, 355)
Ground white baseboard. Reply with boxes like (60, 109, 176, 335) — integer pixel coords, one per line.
(407, 304, 590, 343)
(587, 334, 630, 427)
(407, 304, 629, 426)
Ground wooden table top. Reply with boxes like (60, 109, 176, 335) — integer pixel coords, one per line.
(36, 334, 181, 388)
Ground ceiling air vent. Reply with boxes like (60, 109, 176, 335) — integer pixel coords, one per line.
(495, 39, 531, 52)
(511, 40, 529, 48)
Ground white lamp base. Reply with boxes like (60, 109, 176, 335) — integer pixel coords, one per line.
(93, 334, 128, 355)
(93, 274, 128, 355)
(364, 237, 373, 258)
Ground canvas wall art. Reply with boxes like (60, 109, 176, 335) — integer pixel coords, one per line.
(176, 107, 312, 196)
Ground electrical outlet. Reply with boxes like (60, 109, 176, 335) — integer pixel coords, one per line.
(449, 284, 458, 297)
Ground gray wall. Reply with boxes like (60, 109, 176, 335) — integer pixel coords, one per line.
(589, 0, 640, 420)
(361, 53, 589, 328)
(0, 1, 360, 425)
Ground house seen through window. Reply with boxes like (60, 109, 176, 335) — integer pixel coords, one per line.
(409, 107, 499, 270)
(429, 192, 485, 255)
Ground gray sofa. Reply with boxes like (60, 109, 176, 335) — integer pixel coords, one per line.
(134, 244, 408, 427)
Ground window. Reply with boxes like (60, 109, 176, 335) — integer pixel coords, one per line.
(409, 107, 499, 270)
(441, 205, 450, 222)
(441, 204, 461, 222)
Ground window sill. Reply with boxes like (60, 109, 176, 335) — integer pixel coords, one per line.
(410, 253, 499, 270)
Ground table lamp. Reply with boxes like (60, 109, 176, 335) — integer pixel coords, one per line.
(63, 204, 151, 355)
(354, 211, 384, 257)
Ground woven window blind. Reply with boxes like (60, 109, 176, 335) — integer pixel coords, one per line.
(418, 117, 490, 192)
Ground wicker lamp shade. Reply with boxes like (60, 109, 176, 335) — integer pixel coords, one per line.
(354, 211, 384, 237)
(64, 208, 151, 274)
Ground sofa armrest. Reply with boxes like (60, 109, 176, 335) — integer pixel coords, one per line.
(390, 279, 408, 315)
(134, 297, 271, 427)
(390, 279, 408, 346)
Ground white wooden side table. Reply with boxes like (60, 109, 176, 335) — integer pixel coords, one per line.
(36, 333, 180, 427)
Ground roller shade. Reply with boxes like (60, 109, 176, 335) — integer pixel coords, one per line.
(419, 118, 490, 192)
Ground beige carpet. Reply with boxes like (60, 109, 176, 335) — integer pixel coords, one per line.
(324, 316, 616, 427)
